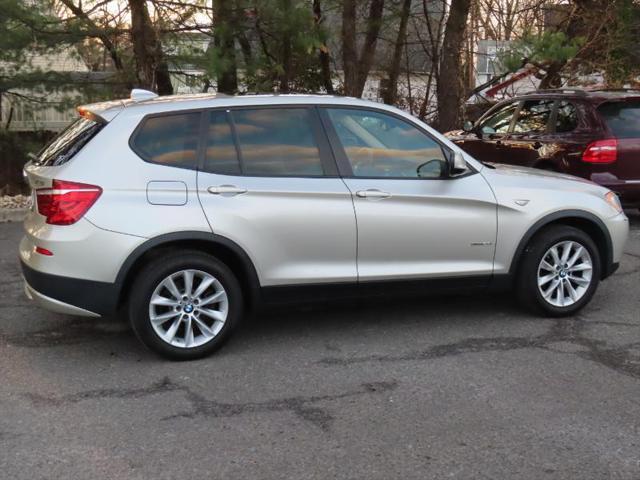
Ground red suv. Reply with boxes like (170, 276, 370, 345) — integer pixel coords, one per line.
(446, 89, 640, 208)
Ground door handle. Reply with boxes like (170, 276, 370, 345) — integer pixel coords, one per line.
(207, 185, 247, 196)
(356, 189, 391, 199)
(533, 141, 542, 150)
(495, 140, 503, 147)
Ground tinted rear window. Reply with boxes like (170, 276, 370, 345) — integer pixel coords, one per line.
(35, 118, 103, 166)
(232, 108, 324, 176)
(203, 111, 241, 175)
(598, 101, 640, 138)
(132, 112, 201, 168)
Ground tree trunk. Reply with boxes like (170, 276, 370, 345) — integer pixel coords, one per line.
(382, 0, 412, 105)
(313, 0, 334, 94)
(213, 0, 238, 93)
(342, 0, 385, 97)
(279, 0, 292, 92)
(436, 0, 472, 132)
(355, 0, 385, 96)
(341, 0, 358, 95)
(129, 0, 173, 95)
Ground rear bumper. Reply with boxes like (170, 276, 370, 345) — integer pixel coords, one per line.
(21, 260, 119, 317)
(24, 280, 101, 317)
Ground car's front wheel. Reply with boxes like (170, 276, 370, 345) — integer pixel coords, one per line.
(516, 225, 601, 316)
(128, 251, 243, 360)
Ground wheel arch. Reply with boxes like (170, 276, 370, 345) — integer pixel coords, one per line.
(115, 231, 262, 311)
(509, 210, 614, 280)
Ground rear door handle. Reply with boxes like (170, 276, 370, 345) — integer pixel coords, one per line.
(207, 185, 247, 196)
(355, 189, 391, 199)
(533, 141, 542, 150)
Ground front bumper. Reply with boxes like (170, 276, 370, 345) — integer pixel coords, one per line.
(21, 260, 119, 317)
(603, 212, 630, 278)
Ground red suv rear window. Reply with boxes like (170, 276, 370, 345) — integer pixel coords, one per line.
(598, 100, 640, 139)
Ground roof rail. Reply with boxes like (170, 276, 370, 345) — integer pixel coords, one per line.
(523, 88, 587, 96)
(585, 87, 640, 93)
(130, 89, 158, 102)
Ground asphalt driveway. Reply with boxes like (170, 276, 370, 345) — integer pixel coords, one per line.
(1, 213, 639, 479)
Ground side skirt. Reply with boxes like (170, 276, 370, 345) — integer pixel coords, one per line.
(260, 274, 510, 305)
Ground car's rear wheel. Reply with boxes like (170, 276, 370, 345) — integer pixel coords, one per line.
(516, 225, 601, 316)
(128, 251, 242, 360)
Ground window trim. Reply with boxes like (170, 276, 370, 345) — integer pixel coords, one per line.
(318, 105, 476, 181)
(129, 109, 205, 171)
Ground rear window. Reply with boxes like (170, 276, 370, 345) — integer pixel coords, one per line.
(132, 112, 201, 168)
(203, 111, 241, 175)
(598, 101, 640, 138)
(555, 101, 578, 133)
(35, 118, 103, 166)
(231, 108, 324, 176)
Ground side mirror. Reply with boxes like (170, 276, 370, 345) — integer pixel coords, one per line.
(448, 151, 469, 177)
(463, 120, 474, 132)
(416, 159, 445, 179)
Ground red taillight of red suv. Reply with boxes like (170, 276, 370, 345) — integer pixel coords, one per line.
(581, 139, 618, 164)
(36, 180, 102, 225)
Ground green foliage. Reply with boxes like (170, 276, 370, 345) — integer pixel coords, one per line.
(604, 0, 640, 85)
(0, 129, 54, 193)
(498, 31, 585, 73)
(204, 0, 326, 92)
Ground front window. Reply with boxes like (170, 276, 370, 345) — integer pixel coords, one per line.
(512, 99, 554, 134)
(326, 108, 448, 179)
(479, 102, 518, 135)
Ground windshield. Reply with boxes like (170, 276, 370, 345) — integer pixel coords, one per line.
(598, 101, 640, 139)
(35, 117, 103, 166)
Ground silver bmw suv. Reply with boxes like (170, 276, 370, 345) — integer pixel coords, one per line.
(21, 91, 629, 359)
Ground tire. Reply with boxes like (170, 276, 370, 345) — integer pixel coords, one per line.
(128, 250, 243, 360)
(516, 225, 601, 317)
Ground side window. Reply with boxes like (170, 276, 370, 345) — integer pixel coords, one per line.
(555, 101, 578, 133)
(203, 110, 241, 174)
(512, 99, 554, 134)
(231, 108, 324, 176)
(132, 112, 201, 168)
(326, 108, 448, 179)
(479, 102, 518, 135)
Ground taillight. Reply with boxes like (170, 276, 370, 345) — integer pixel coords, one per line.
(582, 139, 617, 164)
(36, 180, 102, 225)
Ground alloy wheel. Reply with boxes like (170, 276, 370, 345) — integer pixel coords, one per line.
(537, 240, 593, 308)
(148, 269, 228, 348)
